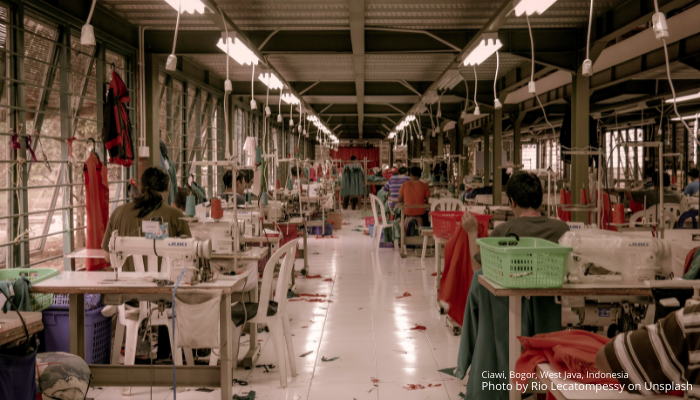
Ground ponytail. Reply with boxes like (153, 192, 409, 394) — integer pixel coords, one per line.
(134, 167, 170, 218)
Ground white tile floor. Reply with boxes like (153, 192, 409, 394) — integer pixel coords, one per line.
(90, 210, 468, 400)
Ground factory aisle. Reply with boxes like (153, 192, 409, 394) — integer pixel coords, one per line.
(89, 210, 467, 400)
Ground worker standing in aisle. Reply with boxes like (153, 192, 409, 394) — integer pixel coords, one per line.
(455, 171, 569, 400)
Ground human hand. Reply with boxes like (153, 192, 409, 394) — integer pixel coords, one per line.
(461, 211, 478, 233)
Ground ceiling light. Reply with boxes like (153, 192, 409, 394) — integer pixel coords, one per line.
(165, 0, 206, 14)
(259, 73, 284, 90)
(666, 91, 700, 104)
(671, 113, 699, 121)
(463, 33, 502, 66)
(514, 0, 558, 16)
(281, 93, 299, 105)
(437, 69, 463, 91)
(217, 33, 259, 66)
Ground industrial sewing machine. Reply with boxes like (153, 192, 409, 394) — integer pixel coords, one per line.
(188, 219, 248, 255)
(558, 230, 673, 337)
(107, 231, 213, 285)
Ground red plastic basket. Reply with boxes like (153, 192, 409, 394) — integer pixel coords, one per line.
(430, 211, 465, 240)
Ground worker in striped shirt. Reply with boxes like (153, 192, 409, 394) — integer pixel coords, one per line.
(384, 166, 410, 209)
(596, 303, 700, 397)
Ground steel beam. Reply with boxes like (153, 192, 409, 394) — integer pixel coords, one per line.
(144, 53, 161, 169)
(59, 27, 73, 271)
(349, 0, 365, 139)
(572, 74, 590, 223)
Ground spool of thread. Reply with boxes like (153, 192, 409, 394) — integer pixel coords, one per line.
(672, 175, 677, 184)
(287, 178, 293, 190)
(261, 192, 269, 205)
(185, 195, 196, 217)
(210, 198, 223, 219)
(560, 189, 566, 204)
(255, 146, 262, 164)
(448, 183, 455, 194)
(580, 189, 587, 205)
(276, 179, 281, 190)
(246, 192, 252, 205)
(612, 204, 625, 224)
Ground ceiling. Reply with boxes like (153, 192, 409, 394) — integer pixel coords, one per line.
(99, 0, 700, 140)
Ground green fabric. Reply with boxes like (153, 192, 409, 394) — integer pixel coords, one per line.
(341, 164, 365, 197)
(684, 248, 700, 280)
(439, 367, 459, 378)
(0, 277, 32, 312)
(190, 182, 207, 204)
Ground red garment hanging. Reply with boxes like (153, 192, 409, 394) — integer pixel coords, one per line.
(438, 213, 490, 326)
(84, 152, 110, 270)
(557, 191, 572, 222)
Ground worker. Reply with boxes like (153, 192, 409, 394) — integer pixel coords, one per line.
(397, 166, 431, 226)
(101, 167, 191, 272)
(684, 168, 700, 196)
(291, 166, 309, 184)
(223, 170, 247, 206)
(384, 166, 410, 209)
(595, 303, 700, 397)
(455, 171, 569, 400)
(171, 188, 191, 212)
(642, 167, 656, 189)
(625, 172, 682, 207)
(394, 159, 403, 169)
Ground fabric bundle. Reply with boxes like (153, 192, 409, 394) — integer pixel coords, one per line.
(340, 164, 365, 197)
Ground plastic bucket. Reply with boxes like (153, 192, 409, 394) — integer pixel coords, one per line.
(41, 306, 112, 364)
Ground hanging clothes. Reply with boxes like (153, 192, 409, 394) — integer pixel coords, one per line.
(309, 166, 317, 182)
(102, 71, 133, 167)
(189, 181, 207, 204)
(340, 164, 365, 197)
(84, 152, 110, 271)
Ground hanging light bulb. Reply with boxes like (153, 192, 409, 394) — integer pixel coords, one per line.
(474, 105, 481, 115)
(277, 114, 283, 123)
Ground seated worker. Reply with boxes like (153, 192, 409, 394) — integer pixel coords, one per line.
(171, 187, 191, 212)
(223, 170, 247, 206)
(684, 168, 700, 196)
(455, 171, 569, 400)
(101, 167, 192, 272)
(384, 166, 410, 209)
(625, 172, 682, 207)
(291, 166, 309, 185)
(595, 303, 700, 397)
(397, 166, 431, 226)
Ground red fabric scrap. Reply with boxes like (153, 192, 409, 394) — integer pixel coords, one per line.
(301, 326, 308, 329)
(514, 330, 620, 396)
(409, 325, 426, 331)
(323, 278, 334, 282)
(305, 275, 323, 279)
(371, 378, 380, 384)
(396, 292, 411, 299)
(431, 272, 437, 277)
(298, 294, 327, 298)
(403, 384, 426, 390)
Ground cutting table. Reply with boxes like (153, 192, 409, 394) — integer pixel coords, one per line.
(31, 271, 248, 400)
(0, 311, 43, 347)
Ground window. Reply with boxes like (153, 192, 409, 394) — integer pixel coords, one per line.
(522, 144, 537, 170)
(605, 128, 643, 187)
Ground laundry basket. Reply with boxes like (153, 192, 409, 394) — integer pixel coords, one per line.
(0, 268, 59, 312)
(429, 211, 464, 240)
(477, 236, 572, 288)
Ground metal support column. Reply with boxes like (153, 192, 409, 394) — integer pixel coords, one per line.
(217, 98, 225, 195)
(571, 73, 590, 223)
(144, 53, 160, 169)
(513, 113, 525, 167)
(59, 27, 74, 271)
(484, 129, 490, 186)
(437, 130, 444, 157)
(493, 108, 503, 205)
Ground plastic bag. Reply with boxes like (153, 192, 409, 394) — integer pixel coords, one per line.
(174, 290, 222, 349)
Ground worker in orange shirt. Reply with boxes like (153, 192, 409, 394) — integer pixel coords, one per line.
(398, 166, 431, 226)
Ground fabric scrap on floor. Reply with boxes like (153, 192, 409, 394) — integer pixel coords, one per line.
(287, 291, 298, 299)
(409, 325, 427, 331)
(321, 357, 339, 362)
(298, 293, 327, 298)
(431, 272, 437, 276)
(304, 275, 322, 279)
(323, 278, 333, 282)
(371, 378, 380, 384)
(404, 384, 425, 390)
(299, 351, 313, 357)
(396, 292, 411, 299)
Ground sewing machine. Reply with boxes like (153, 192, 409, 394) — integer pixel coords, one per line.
(261, 201, 287, 222)
(188, 219, 247, 255)
(227, 210, 262, 236)
(107, 231, 213, 285)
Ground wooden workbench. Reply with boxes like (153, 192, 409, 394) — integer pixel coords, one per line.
(32, 271, 247, 400)
(0, 311, 43, 346)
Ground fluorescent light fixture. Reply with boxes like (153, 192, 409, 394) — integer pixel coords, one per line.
(258, 73, 284, 90)
(217, 33, 259, 66)
(671, 113, 699, 121)
(281, 93, 299, 105)
(406, 115, 416, 122)
(665, 91, 700, 104)
(514, 0, 558, 16)
(165, 0, 206, 14)
(463, 33, 502, 66)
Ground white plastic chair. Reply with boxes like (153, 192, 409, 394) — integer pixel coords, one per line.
(629, 208, 677, 229)
(111, 255, 193, 396)
(664, 203, 682, 219)
(369, 194, 393, 252)
(421, 198, 465, 261)
(227, 239, 299, 388)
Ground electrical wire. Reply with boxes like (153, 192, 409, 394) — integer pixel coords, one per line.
(525, 13, 556, 136)
(463, 78, 469, 115)
(218, 5, 231, 160)
(493, 51, 499, 102)
(586, 0, 594, 61)
(172, 267, 187, 400)
(171, 0, 181, 57)
(251, 63, 255, 105)
(86, 0, 97, 25)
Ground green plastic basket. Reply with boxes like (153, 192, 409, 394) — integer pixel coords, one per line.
(0, 268, 59, 311)
(476, 237, 572, 288)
